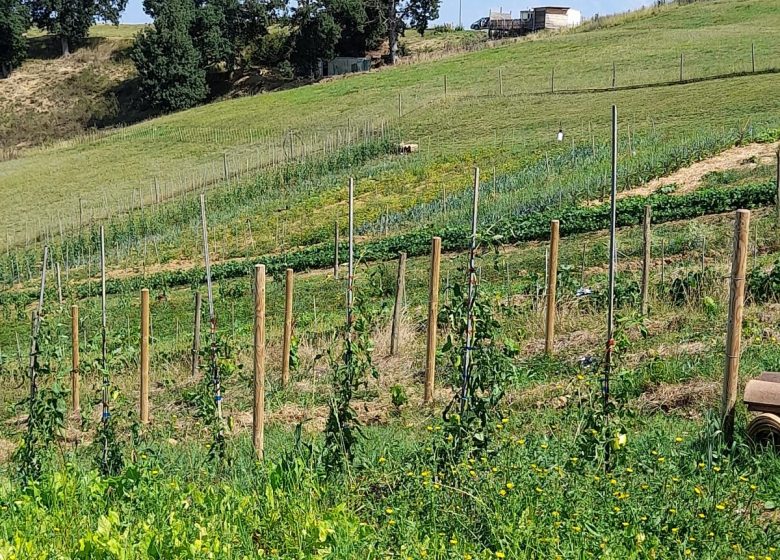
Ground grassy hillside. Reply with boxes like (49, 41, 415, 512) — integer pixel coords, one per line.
(2, 4, 780, 556)
(1, 0, 779, 252)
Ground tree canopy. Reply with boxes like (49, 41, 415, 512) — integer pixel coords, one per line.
(130, 0, 207, 112)
(128, 0, 441, 111)
(26, 0, 128, 55)
(0, 0, 29, 78)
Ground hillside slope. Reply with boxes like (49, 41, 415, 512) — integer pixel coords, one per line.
(1, 0, 779, 250)
(0, 26, 144, 155)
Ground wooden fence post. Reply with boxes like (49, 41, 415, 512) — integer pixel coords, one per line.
(71, 305, 80, 416)
(424, 237, 442, 404)
(679, 53, 684, 82)
(282, 268, 294, 388)
(253, 264, 266, 460)
(612, 61, 616, 89)
(444, 75, 448, 100)
(751, 42, 755, 73)
(390, 252, 407, 356)
(140, 288, 150, 424)
(498, 68, 503, 96)
(721, 209, 750, 446)
(191, 292, 201, 377)
(551, 67, 555, 93)
(641, 205, 652, 316)
(545, 220, 560, 355)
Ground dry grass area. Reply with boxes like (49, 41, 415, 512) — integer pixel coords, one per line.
(0, 34, 136, 152)
(636, 379, 720, 419)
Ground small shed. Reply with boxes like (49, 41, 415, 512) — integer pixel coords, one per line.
(323, 57, 371, 77)
(531, 7, 582, 31)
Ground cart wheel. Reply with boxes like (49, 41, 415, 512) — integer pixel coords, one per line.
(747, 413, 780, 449)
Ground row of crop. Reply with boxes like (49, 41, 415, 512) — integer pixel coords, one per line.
(0, 134, 398, 288)
(363, 126, 780, 236)
(1, 179, 775, 310)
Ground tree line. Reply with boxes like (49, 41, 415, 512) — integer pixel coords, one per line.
(0, 0, 440, 109)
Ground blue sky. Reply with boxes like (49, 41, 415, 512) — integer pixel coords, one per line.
(121, 1, 649, 25)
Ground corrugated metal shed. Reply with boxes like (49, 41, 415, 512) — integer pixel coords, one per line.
(323, 57, 371, 77)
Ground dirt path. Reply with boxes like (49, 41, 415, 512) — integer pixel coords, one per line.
(587, 140, 779, 206)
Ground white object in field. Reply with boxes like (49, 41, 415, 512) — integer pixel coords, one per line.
(399, 143, 419, 154)
(567, 9, 582, 27)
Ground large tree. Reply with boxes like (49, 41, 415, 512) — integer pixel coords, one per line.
(26, 0, 128, 56)
(290, 1, 340, 77)
(0, 0, 28, 78)
(191, 0, 280, 71)
(327, 0, 384, 57)
(130, 0, 207, 112)
(386, 0, 439, 64)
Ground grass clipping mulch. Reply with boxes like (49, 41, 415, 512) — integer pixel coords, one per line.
(636, 380, 720, 419)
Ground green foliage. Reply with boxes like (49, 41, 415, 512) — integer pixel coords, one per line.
(191, 0, 235, 68)
(323, 303, 378, 471)
(290, 2, 341, 77)
(250, 26, 291, 67)
(588, 273, 642, 310)
(183, 335, 241, 459)
(401, 0, 440, 36)
(438, 282, 518, 462)
(13, 315, 68, 483)
(288, 334, 300, 374)
(667, 269, 717, 305)
(575, 374, 633, 468)
(329, 0, 386, 56)
(748, 260, 780, 303)
(613, 312, 648, 358)
(0, 0, 28, 77)
(131, 0, 208, 111)
(27, 0, 127, 54)
(95, 409, 125, 477)
(3, 178, 776, 310)
(390, 384, 408, 411)
(14, 382, 68, 482)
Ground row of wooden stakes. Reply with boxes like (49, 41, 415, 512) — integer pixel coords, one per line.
(62, 205, 754, 457)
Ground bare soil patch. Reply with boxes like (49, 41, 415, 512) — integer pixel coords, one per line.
(585, 141, 780, 206)
(0, 439, 16, 463)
